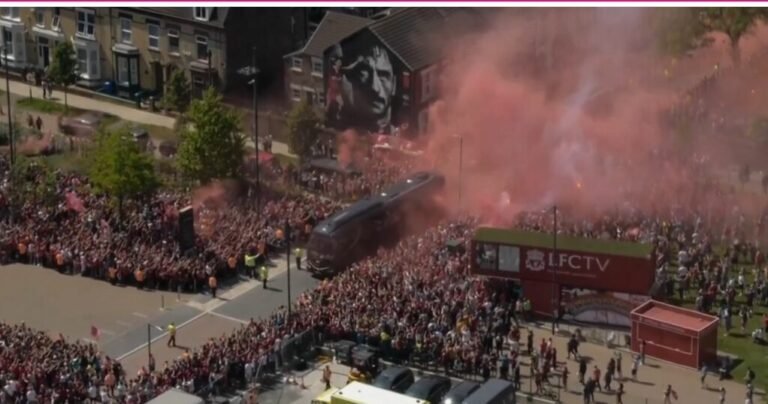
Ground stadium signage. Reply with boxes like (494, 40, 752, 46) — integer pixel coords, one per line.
(525, 249, 610, 272)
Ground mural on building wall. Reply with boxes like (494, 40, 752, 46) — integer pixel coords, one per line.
(324, 33, 405, 135)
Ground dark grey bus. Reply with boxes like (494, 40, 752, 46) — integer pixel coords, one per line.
(461, 379, 515, 404)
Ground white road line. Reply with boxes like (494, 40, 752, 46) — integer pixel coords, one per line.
(99, 329, 116, 336)
(132, 312, 148, 319)
(116, 311, 206, 361)
(209, 311, 248, 325)
(115, 320, 132, 327)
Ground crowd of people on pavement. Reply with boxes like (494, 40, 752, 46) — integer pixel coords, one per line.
(3, 132, 768, 403)
(0, 156, 344, 293)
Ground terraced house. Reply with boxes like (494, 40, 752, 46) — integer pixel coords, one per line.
(1, 6, 307, 100)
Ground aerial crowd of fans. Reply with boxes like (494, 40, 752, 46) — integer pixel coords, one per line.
(1, 137, 768, 403)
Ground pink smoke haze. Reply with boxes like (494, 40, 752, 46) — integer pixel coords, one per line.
(419, 9, 768, 224)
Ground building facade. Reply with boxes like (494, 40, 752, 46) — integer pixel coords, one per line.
(283, 11, 371, 117)
(2, 6, 306, 100)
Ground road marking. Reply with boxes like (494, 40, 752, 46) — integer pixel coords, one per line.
(132, 312, 148, 319)
(209, 311, 249, 324)
(115, 320, 132, 327)
(99, 329, 116, 336)
(116, 310, 206, 361)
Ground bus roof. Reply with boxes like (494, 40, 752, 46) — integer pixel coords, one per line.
(474, 227, 653, 258)
(332, 382, 427, 404)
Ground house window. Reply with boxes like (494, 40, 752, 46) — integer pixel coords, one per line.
(316, 89, 325, 107)
(77, 9, 96, 38)
(304, 88, 316, 104)
(34, 9, 44, 26)
(51, 15, 61, 31)
(291, 57, 303, 71)
(75, 46, 99, 79)
(147, 23, 160, 50)
(194, 7, 208, 21)
(76, 48, 87, 75)
(2, 30, 12, 56)
(167, 28, 179, 54)
(421, 67, 437, 102)
(118, 57, 129, 85)
(311, 58, 322, 76)
(1, 8, 20, 20)
(196, 35, 208, 61)
(120, 18, 132, 44)
(290, 84, 301, 102)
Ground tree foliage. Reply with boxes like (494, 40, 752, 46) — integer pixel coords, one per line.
(47, 42, 78, 110)
(8, 157, 58, 210)
(699, 8, 768, 64)
(177, 87, 244, 183)
(89, 129, 159, 204)
(286, 100, 321, 161)
(163, 69, 192, 113)
(653, 8, 768, 63)
(653, 8, 710, 56)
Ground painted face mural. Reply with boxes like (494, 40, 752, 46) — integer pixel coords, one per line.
(326, 43, 398, 134)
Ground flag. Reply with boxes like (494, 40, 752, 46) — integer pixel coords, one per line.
(90, 326, 101, 340)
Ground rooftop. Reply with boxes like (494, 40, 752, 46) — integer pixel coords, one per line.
(632, 300, 719, 332)
(473, 227, 654, 259)
(287, 11, 371, 58)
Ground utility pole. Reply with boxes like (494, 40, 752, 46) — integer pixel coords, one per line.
(551, 205, 558, 335)
(207, 50, 213, 88)
(4, 46, 14, 166)
(285, 219, 292, 320)
(147, 323, 152, 369)
(458, 136, 463, 209)
(251, 47, 261, 218)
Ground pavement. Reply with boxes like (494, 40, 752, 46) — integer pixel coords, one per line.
(3, 78, 176, 129)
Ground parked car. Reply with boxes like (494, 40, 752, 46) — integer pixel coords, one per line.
(405, 375, 452, 403)
(372, 366, 414, 393)
(442, 381, 480, 404)
(59, 112, 106, 137)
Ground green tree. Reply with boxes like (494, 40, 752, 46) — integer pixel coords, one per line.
(699, 8, 768, 65)
(163, 69, 192, 113)
(89, 129, 159, 222)
(653, 8, 710, 56)
(177, 87, 244, 183)
(47, 42, 78, 111)
(286, 100, 321, 162)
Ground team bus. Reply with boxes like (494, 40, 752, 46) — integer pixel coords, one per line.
(307, 171, 445, 275)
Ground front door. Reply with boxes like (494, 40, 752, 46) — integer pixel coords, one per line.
(153, 62, 164, 94)
(37, 37, 50, 68)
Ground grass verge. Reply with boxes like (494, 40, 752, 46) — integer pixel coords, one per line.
(17, 98, 83, 116)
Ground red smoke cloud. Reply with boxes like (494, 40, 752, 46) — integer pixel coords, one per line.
(421, 9, 768, 222)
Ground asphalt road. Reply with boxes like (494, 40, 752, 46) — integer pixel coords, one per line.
(212, 266, 320, 322)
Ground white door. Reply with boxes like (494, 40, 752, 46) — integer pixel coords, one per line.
(37, 37, 50, 68)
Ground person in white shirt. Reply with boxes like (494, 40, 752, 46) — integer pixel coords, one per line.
(26, 388, 38, 403)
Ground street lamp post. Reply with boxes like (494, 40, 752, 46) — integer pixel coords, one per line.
(458, 136, 463, 209)
(238, 49, 261, 218)
(3, 47, 14, 166)
(285, 219, 292, 320)
(552, 205, 558, 335)
(147, 323, 152, 369)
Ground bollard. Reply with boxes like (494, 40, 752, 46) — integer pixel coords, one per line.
(161, 295, 165, 310)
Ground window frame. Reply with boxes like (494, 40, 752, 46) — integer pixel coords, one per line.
(194, 7, 208, 21)
(195, 35, 209, 61)
(291, 57, 303, 72)
(311, 57, 322, 76)
(289, 84, 302, 102)
(76, 9, 96, 38)
(119, 18, 132, 44)
(147, 23, 160, 50)
(34, 9, 45, 27)
(167, 27, 180, 54)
